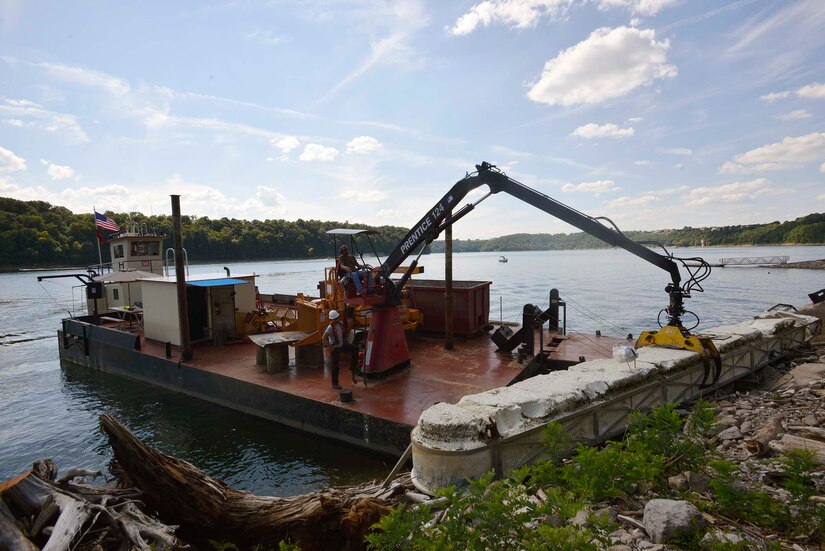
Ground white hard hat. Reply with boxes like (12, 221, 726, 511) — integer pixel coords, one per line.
(329, 310, 339, 320)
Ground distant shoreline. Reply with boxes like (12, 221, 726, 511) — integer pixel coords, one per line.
(773, 259, 825, 270)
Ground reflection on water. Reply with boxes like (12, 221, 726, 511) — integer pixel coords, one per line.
(54, 362, 392, 495)
(1, 245, 823, 493)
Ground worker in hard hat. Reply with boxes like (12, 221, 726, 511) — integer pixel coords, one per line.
(322, 310, 358, 389)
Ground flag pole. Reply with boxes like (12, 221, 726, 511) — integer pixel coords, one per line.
(94, 206, 103, 271)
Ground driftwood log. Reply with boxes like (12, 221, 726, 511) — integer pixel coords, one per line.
(0, 459, 179, 550)
(745, 414, 784, 457)
(787, 425, 825, 442)
(99, 413, 409, 550)
(768, 434, 825, 464)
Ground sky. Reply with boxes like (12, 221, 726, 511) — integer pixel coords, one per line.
(0, 0, 823, 239)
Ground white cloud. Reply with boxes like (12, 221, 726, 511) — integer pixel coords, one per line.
(0, 146, 26, 172)
(299, 143, 339, 162)
(774, 109, 812, 121)
(597, 0, 678, 16)
(634, 160, 650, 166)
(527, 26, 676, 106)
(317, 2, 430, 104)
(760, 91, 790, 102)
(254, 185, 288, 208)
(571, 122, 635, 138)
(245, 29, 288, 46)
(686, 178, 785, 206)
(0, 98, 88, 143)
(273, 136, 300, 153)
(797, 82, 825, 99)
(340, 189, 388, 203)
(4, 119, 23, 127)
(820, 162, 825, 173)
(40, 159, 78, 180)
(561, 179, 620, 194)
(658, 147, 692, 156)
(33, 61, 130, 96)
(627, 116, 644, 123)
(447, 0, 678, 35)
(673, 163, 684, 170)
(346, 136, 383, 154)
(446, 0, 573, 36)
(607, 195, 658, 208)
(720, 132, 825, 173)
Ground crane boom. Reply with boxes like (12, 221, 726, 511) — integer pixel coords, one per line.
(381, 162, 684, 316)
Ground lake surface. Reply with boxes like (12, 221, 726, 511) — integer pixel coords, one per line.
(1, 245, 823, 494)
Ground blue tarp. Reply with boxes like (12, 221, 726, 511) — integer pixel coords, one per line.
(187, 278, 250, 287)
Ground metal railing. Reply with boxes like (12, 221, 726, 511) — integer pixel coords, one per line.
(718, 256, 789, 266)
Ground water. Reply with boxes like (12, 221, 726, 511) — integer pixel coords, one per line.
(1, 245, 823, 493)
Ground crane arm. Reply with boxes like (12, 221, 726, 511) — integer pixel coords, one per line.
(381, 162, 682, 304)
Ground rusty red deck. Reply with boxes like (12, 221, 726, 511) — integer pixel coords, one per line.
(134, 326, 621, 428)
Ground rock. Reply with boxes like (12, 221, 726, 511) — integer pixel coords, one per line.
(570, 508, 589, 526)
(643, 499, 707, 544)
(714, 415, 738, 429)
(668, 473, 688, 491)
(685, 471, 710, 493)
(739, 420, 753, 434)
(606, 546, 633, 551)
(701, 529, 745, 546)
(803, 414, 819, 426)
(717, 426, 743, 440)
(592, 506, 618, 525)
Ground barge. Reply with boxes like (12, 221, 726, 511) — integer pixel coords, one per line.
(45, 162, 822, 487)
(54, 224, 618, 455)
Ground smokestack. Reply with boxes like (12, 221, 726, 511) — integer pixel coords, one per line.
(171, 195, 193, 361)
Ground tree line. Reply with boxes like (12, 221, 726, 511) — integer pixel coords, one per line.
(428, 213, 825, 253)
(1, 196, 823, 269)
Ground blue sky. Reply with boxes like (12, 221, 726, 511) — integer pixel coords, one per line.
(0, 0, 823, 239)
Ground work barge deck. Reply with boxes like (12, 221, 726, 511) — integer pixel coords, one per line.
(57, 302, 820, 473)
(57, 308, 619, 456)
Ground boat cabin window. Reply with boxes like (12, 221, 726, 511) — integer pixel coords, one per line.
(113, 244, 125, 259)
(112, 288, 119, 300)
(130, 240, 160, 257)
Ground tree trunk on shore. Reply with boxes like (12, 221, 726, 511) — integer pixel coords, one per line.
(99, 414, 407, 550)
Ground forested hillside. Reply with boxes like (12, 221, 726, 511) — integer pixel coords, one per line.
(428, 213, 825, 253)
(0, 197, 409, 269)
(1, 196, 823, 269)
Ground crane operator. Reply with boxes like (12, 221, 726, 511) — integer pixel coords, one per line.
(337, 245, 373, 294)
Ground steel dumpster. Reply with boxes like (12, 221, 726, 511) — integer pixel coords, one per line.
(406, 279, 491, 337)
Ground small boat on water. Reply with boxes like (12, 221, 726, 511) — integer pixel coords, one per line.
(498, 255, 508, 263)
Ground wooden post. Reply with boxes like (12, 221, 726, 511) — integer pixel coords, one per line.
(265, 344, 289, 373)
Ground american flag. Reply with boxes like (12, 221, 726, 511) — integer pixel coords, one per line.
(94, 211, 120, 232)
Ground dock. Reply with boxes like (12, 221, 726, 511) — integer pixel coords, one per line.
(718, 255, 790, 266)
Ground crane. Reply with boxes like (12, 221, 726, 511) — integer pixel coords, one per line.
(357, 162, 720, 383)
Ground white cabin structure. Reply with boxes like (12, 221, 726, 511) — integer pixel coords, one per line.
(141, 274, 257, 346)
